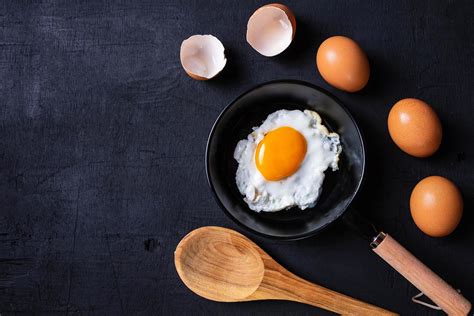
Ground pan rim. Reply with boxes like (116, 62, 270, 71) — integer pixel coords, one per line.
(205, 79, 366, 240)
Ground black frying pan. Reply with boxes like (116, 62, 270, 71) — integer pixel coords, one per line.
(206, 80, 363, 240)
(206, 80, 471, 314)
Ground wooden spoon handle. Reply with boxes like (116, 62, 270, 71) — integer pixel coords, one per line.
(255, 267, 397, 315)
(372, 233, 471, 315)
(289, 278, 397, 315)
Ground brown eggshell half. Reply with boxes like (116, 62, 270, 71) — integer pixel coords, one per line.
(410, 176, 463, 237)
(180, 35, 227, 80)
(246, 3, 296, 57)
(388, 98, 442, 157)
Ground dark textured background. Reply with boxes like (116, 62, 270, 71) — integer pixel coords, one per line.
(0, 0, 473, 315)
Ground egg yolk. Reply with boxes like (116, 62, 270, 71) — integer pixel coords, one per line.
(255, 127, 307, 181)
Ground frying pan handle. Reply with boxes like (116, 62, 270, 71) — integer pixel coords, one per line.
(371, 232, 471, 315)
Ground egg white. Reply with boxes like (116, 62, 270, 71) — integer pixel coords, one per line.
(234, 109, 341, 212)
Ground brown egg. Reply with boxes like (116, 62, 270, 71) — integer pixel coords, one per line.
(388, 98, 442, 157)
(316, 36, 370, 92)
(410, 176, 463, 237)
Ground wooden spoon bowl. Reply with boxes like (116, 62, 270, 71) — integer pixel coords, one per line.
(175, 226, 264, 301)
(175, 226, 397, 315)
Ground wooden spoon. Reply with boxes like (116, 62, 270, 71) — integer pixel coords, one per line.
(175, 226, 397, 315)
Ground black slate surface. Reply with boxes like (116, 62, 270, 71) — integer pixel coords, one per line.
(0, 0, 473, 315)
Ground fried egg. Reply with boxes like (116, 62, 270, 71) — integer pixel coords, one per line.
(234, 109, 341, 212)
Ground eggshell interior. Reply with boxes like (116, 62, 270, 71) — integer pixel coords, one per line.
(180, 35, 227, 79)
(246, 5, 294, 57)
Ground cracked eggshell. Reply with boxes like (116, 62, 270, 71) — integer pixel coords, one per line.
(246, 3, 296, 57)
(180, 35, 227, 80)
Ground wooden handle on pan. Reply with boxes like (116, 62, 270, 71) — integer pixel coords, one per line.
(372, 233, 471, 315)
